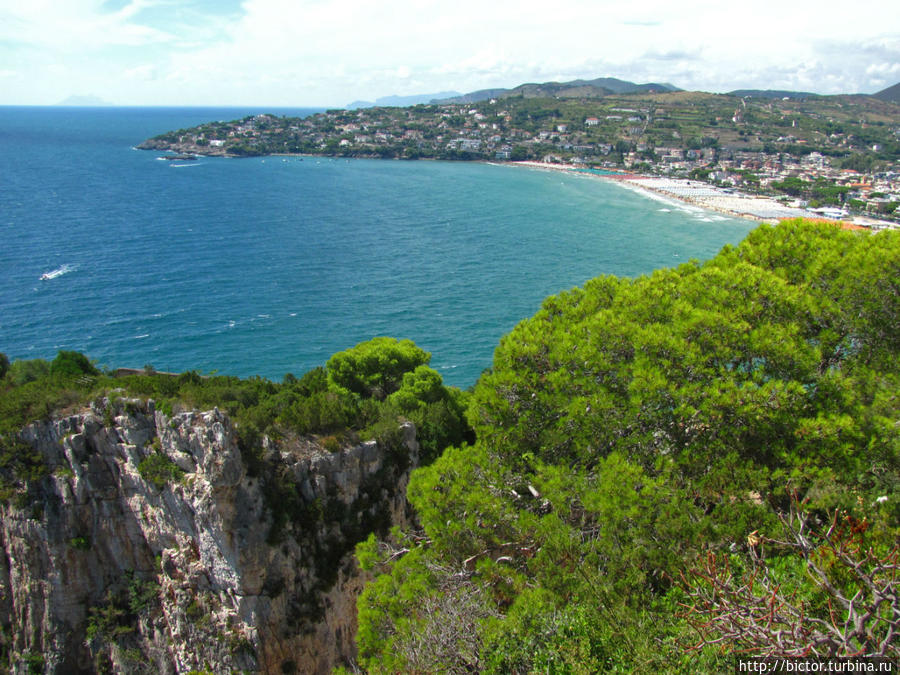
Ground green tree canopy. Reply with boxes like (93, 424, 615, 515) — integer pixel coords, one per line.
(355, 220, 900, 673)
(387, 365, 446, 413)
(49, 351, 99, 379)
(326, 337, 431, 400)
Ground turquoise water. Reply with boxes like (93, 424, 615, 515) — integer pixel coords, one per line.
(0, 107, 755, 387)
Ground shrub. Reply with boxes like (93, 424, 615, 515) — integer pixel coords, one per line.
(321, 435, 342, 453)
(49, 351, 98, 379)
(22, 652, 44, 675)
(69, 536, 91, 550)
(137, 452, 185, 489)
(6, 359, 50, 386)
(0, 437, 48, 505)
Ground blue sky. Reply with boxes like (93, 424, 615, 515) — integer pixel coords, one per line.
(1, 0, 898, 106)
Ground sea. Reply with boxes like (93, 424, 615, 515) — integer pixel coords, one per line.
(0, 106, 756, 388)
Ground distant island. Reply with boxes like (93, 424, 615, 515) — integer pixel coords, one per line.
(56, 94, 114, 106)
(138, 77, 900, 224)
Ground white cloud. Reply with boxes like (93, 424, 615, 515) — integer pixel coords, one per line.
(0, 0, 897, 104)
(125, 63, 158, 80)
(0, 0, 175, 52)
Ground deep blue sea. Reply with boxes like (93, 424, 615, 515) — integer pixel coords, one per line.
(0, 106, 755, 388)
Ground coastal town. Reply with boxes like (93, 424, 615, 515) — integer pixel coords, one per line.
(140, 89, 900, 228)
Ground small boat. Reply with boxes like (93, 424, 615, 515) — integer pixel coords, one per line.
(40, 264, 71, 281)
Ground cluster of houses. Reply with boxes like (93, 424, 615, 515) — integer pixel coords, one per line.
(638, 149, 899, 219)
(159, 102, 899, 222)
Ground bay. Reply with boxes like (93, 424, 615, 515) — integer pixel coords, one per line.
(0, 106, 755, 387)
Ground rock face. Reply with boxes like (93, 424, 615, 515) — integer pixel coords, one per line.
(0, 397, 418, 673)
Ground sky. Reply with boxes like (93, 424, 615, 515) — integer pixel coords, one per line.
(1, 0, 898, 107)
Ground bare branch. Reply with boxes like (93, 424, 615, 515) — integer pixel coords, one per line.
(680, 500, 899, 659)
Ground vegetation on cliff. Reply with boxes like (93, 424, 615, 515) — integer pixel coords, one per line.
(0, 338, 470, 473)
(353, 220, 899, 672)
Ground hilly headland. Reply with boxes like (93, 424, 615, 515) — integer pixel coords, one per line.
(138, 78, 900, 227)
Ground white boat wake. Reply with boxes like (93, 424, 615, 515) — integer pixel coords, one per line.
(40, 264, 75, 281)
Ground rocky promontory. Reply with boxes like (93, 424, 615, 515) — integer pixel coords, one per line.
(0, 396, 418, 673)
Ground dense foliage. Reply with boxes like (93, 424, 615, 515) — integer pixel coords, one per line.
(355, 220, 899, 672)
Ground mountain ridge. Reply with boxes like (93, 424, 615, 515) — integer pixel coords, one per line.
(345, 77, 900, 109)
(873, 81, 900, 103)
(432, 76, 680, 104)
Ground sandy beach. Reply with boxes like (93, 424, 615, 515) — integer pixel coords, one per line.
(608, 175, 810, 222)
(506, 161, 896, 229)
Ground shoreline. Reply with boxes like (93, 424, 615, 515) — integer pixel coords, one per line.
(500, 161, 768, 222)
(502, 160, 894, 230)
(146, 146, 894, 230)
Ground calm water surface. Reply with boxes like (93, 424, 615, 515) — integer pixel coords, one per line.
(0, 106, 755, 387)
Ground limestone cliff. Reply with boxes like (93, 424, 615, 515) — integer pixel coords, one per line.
(0, 396, 418, 674)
